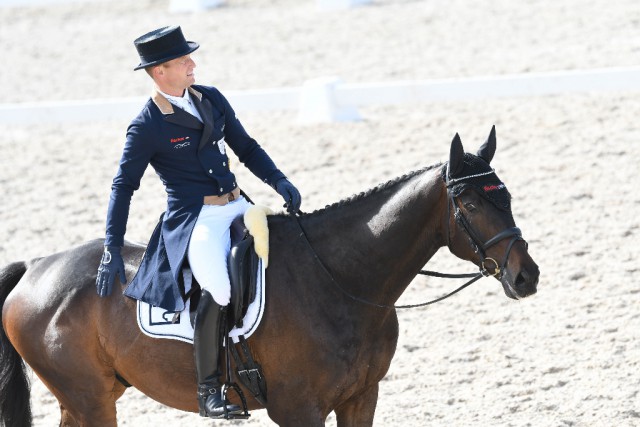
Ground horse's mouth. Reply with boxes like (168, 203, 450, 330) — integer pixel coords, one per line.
(502, 280, 520, 300)
(501, 269, 538, 300)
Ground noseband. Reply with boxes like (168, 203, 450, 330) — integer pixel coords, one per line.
(446, 171, 526, 280)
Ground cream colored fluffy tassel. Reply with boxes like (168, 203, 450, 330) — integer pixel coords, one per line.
(243, 205, 274, 268)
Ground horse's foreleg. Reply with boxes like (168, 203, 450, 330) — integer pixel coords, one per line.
(334, 384, 379, 427)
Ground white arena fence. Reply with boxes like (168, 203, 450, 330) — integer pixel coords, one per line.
(1, 67, 640, 125)
(0, 0, 371, 10)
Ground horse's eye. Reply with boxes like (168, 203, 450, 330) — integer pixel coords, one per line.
(464, 202, 477, 212)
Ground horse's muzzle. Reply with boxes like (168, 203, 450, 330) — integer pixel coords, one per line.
(502, 264, 539, 300)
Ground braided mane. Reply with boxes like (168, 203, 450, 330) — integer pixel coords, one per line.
(302, 162, 444, 217)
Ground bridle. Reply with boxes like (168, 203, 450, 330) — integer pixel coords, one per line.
(292, 167, 527, 309)
(445, 168, 526, 281)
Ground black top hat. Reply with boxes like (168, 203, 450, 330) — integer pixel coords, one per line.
(134, 26, 199, 71)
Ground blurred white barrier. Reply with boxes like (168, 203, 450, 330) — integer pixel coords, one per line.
(0, 0, 112, 6)
(0, 89, 299, 125)
(169, 0, 223, 13)
(298, 77, 361, 123)
(337, 67, 640, 104)
(1, 67, 640, 125)
(316, 0, 371, 11)
(0, 98, 148, 125)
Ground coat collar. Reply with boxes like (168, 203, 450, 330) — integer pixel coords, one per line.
(151, 87, 205, 131)
(189, 88, 215, 151)
(151, 86, 203, 114)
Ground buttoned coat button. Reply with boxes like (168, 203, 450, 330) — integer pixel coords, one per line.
(209, 169, 213, 174)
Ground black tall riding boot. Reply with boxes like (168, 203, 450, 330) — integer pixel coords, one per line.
(194, 289, 241, 418)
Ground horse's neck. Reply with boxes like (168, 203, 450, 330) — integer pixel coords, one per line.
(303, 167, 447, 306)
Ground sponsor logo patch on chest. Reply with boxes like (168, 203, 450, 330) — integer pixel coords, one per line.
(170, 136, 190, 144)
(171, 136, 191, 149)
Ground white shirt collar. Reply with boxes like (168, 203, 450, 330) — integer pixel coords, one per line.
(157, 87, 202, 122)
(158, 88, 192, 106)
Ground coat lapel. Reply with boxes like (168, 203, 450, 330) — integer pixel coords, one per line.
(189, 87, 214, 151)
(151, 89, 203, 131)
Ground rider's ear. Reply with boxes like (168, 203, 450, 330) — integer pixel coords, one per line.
(448, 133, 465, 178)
(477, 125, 496, 164)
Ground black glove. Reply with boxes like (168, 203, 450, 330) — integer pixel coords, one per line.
(96, 246, 127, 297)
(274, 178, 302, 214)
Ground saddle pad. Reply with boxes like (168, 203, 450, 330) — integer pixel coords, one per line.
(137, 258, 266, 345)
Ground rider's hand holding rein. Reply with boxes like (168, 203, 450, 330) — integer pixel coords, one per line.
(274, 178, 302, 214)
(96, 246, 127, 297)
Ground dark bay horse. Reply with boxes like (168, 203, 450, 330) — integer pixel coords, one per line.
(1, 128, 538, 426)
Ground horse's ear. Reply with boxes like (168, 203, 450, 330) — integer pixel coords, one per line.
(448, 133, 465, 178)
(477, 125, 496, 164)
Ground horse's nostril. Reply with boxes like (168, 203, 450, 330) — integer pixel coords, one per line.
(515, 270, 538, 295)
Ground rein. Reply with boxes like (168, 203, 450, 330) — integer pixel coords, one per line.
(291, 170, 526, 310)
(293, 213, 484, 310)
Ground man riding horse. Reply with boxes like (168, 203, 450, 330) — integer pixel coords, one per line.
(95, 26, 302, 419)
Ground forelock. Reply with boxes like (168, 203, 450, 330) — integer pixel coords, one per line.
(447, 154, 512, 211)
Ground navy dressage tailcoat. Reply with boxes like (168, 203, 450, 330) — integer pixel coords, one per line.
(105, 85, 285, 311)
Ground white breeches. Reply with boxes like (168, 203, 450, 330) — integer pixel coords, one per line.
(187, 196, 251, 306)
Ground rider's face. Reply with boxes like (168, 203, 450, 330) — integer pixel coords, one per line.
(154, 54, 196, 96)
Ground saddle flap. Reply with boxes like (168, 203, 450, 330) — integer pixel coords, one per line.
(228, 233, 260, 328)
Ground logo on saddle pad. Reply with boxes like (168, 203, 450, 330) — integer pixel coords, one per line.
(137, 259, 266, 345)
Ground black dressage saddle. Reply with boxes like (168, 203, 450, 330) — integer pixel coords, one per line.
(226, 217, 260, 328)
(186, 216, 259, 329)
